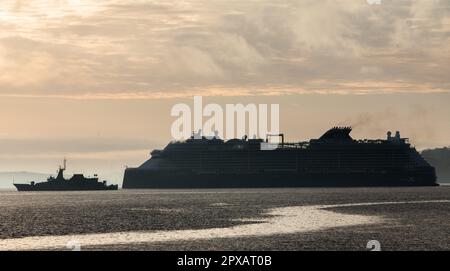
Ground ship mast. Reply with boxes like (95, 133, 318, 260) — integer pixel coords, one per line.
(56, 158, 67, 180)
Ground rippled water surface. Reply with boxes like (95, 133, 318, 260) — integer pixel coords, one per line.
(0, 187, 449, 250)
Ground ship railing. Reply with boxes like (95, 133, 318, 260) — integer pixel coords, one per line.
(276, 142, 310, 149)
(355, 139, 386, 144)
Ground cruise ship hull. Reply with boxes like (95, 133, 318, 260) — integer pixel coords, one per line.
(122, 128, 438, 189)
(123, 168, 438, 188)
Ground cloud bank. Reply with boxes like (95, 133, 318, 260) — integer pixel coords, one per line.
(0, 0, 449, 98)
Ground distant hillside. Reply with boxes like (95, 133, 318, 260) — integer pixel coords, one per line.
(0, 172, 51, 189)
(422, 147, 450, 183)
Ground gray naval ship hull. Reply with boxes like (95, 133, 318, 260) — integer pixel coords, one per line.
(123, 168, 437, 188)
(14, 183, 118, 191)
(14, 160, 118, 192)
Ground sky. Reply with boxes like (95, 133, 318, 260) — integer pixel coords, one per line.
(0, 0, 449, 183)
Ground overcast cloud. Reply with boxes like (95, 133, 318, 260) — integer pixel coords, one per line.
(1, 0, 449, 98)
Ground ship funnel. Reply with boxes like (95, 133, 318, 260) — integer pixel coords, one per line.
(387, 131, 392, 141)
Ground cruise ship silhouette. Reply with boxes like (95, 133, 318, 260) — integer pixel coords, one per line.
(123, 127, 438, 188)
